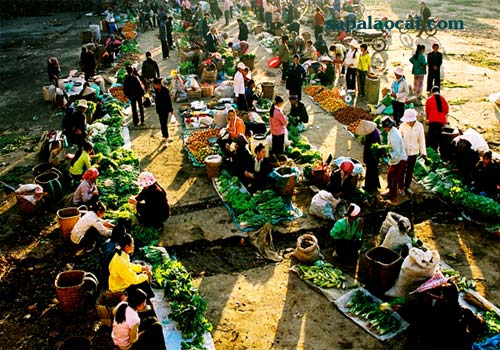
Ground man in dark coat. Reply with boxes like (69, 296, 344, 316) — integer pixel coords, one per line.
(141, 51, 160, 81)
(199, 13, 210, 38)
(205, 27, 219, 53)
(123, 66, 145, 126)
(158, 20, 169, 59)
(153, 78, 174, 144)
(426, 43, 442, 94)
(166, 15, 174, 48)
(237, 18, 249, 41)
(80, 47, 96, 81)
(285, 54, 306, 100)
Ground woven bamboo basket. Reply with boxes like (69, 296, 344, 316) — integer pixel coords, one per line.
(57, 206, 86, 241)
(187, 89, 202, 99)
(55, 270, 86, 313)
(201, 84, 214, 97)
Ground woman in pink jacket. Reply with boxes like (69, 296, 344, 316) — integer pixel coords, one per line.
(269, 95, 288, 156)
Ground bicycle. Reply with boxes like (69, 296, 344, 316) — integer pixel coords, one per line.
(398, 12, 440, 37)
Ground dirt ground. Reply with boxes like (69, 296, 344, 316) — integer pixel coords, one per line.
(0, 1, 500, 349)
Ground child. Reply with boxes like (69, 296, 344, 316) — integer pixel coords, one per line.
(333, 53, 343, 79)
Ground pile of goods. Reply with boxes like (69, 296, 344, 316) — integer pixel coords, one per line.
(335, 106, 374, 125)
(314, 89, 346, 113)
(298, 263, 347, 289)
(414, 148, 500, 220)
(304, 85, 324, 97)
(121, 22, 137, 40)
(287, 124, 323, 164)
(109, 86, 128, 103)
(147, 250, 212, 349)
(184, 129, 220, 163)
(120, 40, 141, 54)
(255, 98, 272, 111)
(216, 171, 291, 228)
(346, 290, 401, 336)
(441, 267, 477, 291)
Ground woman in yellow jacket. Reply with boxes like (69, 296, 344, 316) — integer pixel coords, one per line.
(108, 234, 155, 298)
(69, 140, 94, 183)
(357, 43, 371, 98)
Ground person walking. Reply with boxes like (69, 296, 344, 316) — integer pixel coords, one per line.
(205, 27, 219, 53)
(399, 109, 426, 195)
(313, 6, 325, 40)
(344, 39, 360, 91)
(381, 116, 407, 205)
(426, 43, 442, 94)
(141, 52, 160, 93)
(123, 66, 145, 126)
(416, 1, 431, 38)
(153, 78, 174, 146)
(81, 47, 96, 81)
(165, 15, 174, 49)
(234, 62, 248, 111)
(199, 13, 210, 38)
(278, 35, 291, 82)
(238, 18, 249, 41)
(425, 86, 449, 151)
(390, 67, 409, 125)
(285, 54, 306, 100)
(269, 95, 288, 156)
(224, 0, 233, 26)
(409, 44, 427, 98)
(357, 44, 371, 98)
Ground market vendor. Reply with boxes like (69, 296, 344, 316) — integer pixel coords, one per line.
(327, 160, 358, 200)
(243, 144, 273, 192)
(70, 201, 114, 256)
(330, 203, 363, 259)
(73, 167, 99, 208)
(47, 57, 60, 86)
(318, 56, 335, 87)
(108, 233, 155, 299)
(245, 80, 260, 110)
(288, 95, 309, 129)
(69, 140, 95, 183)
(111, 288, 165, 350)
(226, 134, 254, 182)
(234, 62, 249, 111)
(471, 151, 500, 197)
(220, 108, 246, 149)
(128, 172, 170, 231)
(62, 99, 88, 147)
(228, 41, 250, 56)
(355, 120, 381, 193)
(449, 139, 480, 185)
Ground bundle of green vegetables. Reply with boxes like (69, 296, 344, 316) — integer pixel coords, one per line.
(256, 98, 272, 110)
(153, 259, 212, 348)
(121, 40, 141, 54)
(217, 171, 291, 228)
(131, 225, 160, 247)
(346, 290, 401, 336)
(180, 62, 196, 75)
(286, 124, 323, 164)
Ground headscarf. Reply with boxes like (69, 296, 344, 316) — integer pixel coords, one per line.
(82, 167, 99, 182)
(340, 161, 354, 175)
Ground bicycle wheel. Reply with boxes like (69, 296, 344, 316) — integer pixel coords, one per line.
(371, 38, 387, 52)
(399, 25, 410, 35)
(426, 25, 438, 37)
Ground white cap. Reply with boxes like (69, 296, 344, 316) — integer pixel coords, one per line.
(350, 39, 360, 49)
(237, 62, 246, 70)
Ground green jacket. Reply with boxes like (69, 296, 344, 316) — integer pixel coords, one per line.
(330, 217, 363, 240)
(278, 43, 290, 63)
(410, 53, 427, 75)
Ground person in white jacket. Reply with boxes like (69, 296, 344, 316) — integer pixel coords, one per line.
(399, 109, 426, 195)
(390, 66, 409, 125)
(381, 116, 408, 205)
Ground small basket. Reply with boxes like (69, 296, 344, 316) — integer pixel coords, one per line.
(55, 270, 85, 313)
(16, 195, 38, 214)
(187, 89, 202, 100)
(57, 206, 86, 241)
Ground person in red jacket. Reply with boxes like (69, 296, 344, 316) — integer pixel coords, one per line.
(313, 7, 325, 40)
(425, 86, 449, 151)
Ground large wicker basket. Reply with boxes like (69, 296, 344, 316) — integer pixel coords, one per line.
(57, 206, 86, 241)
(55, 270, 97, 313)
(187, 89, 202, 100)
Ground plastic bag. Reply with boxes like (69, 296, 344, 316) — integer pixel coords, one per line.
(309, 190, 341, 221)
(214, 80, 234, 98)
(385, 247, 440, 297)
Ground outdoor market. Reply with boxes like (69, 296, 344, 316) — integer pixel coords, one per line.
(0, 0, 500, 349)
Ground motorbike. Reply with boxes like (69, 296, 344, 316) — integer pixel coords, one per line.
(399, 11, 440, 36)
(342, 29, 389, 52)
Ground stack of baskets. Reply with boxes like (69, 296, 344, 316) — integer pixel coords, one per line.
(201, 65, 218, 83)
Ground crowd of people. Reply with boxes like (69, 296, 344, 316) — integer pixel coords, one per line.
(34, 0, 500, 348)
